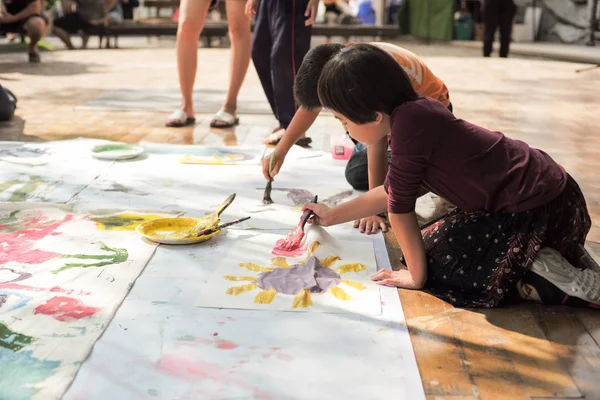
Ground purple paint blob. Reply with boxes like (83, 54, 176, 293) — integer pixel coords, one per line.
(256, 256, 341, 295)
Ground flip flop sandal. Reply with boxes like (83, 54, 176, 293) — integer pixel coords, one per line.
(264, 130, 313, 147)
(166, 110, 195, 128)
(28, 52, 41, 64)
(210, 110, 239, 128)
(294, 137, 312, 148)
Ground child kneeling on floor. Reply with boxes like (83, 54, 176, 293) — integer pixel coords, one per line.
(303, 44, 600, 309)
(263, 42, 453, 235)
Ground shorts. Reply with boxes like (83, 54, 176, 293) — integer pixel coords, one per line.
(53, 13, 92, 34)
(0, 14, 48, 34)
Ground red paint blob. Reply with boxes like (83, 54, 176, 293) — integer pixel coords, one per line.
(215, 339, 239, 350)
(0, 213, 73, 265)
(34, 296, 98, 322)
(212, 332, 219, 337)
(273, 225, 305, 253)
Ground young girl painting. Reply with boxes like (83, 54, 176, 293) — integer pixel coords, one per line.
(302, 44, 600, 308)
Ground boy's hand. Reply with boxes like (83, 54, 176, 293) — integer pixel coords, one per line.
(245, 0, 257, 19)
(354, 215, 387, 235)
(302, 203, 335, 227)
(304, 0, 318, 26)
(261, 149, 285, 181)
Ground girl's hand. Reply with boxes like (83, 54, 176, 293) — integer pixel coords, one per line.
(371, 269, 424, 289)
(245, 0, 257, 19)
(354, 215, 387, 234)
(302, 203, 336, 227)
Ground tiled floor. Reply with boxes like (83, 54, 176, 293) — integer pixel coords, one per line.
(1, 37, 600, 399)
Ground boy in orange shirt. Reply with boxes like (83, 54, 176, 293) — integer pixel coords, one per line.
(262, 42, 452, 234)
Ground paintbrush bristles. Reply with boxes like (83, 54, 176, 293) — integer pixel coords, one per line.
(263, 153, 275, 205)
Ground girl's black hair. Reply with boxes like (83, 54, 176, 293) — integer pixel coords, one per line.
(317, 44, 419, 124)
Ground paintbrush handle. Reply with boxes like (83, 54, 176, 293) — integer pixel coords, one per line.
(197, 216, 251, 236)
(300, 195, 318, 229)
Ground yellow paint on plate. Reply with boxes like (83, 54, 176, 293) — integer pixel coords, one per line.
(334, 263, 367, 274)
(93, 213, 166, 231)
(254, 289, 277, 304)
(226, 283, 259, 296)
(136, 217, 221, 245)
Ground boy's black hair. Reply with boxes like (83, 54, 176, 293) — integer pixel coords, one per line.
(317, 44, 419, 124)
(294, 43, 345, 111)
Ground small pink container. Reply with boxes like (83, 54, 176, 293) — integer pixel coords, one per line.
(330, 135, 354, 160)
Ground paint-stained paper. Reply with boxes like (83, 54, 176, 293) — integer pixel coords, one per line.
(0, 203, 169, 400)
(195, 228, 382, 315)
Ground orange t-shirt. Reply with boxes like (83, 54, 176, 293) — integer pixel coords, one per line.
(370, 42, 450, 107)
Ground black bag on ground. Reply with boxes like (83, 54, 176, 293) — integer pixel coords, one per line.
(0, 85, 17, 122)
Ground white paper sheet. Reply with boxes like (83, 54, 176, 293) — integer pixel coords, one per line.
(195, 228, 382, 315)
(65, 231, 425, 400)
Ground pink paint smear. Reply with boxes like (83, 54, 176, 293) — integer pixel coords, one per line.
(0, 282, 91, 296)
(156, 354, 276, 399)
(0, 212, 73, 265)
(34, 296, 98, 322)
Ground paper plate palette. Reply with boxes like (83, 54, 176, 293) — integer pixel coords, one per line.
(136, 217, 221, 245)
(92, 143, 144, 160)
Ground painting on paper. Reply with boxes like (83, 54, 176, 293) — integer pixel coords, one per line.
(0, 142, 51, 166)
(235, 187, 357, 230)
(0, 203, 164, 400)
(195, 229, 381, 315)
(141, 143, 266, 165)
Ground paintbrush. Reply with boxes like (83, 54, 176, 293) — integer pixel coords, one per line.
(197, 216, 251, 237)
(263, 153, 275, 205)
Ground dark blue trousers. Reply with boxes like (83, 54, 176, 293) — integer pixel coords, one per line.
(251, 0, 312, 129)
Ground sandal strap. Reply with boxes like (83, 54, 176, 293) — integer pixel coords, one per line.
(167, 109, 189, 123)
(212, 110, 237, 124)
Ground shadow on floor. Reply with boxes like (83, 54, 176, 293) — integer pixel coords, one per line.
(0, 60, 98, 76)
(0, 115, 41, 142)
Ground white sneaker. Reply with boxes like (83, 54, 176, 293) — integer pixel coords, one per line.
(530, 247, 600, 305)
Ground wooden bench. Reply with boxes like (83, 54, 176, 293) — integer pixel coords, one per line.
(89, 20, 228, 48)
(143, 0, 180, 18)
(90, 22, 399, 48)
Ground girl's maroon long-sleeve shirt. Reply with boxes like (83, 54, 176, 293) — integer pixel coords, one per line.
(384, 97, 567, 214)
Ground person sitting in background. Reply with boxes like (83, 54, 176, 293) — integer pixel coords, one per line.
(119, 0, 137, 20)
(52, 0, 114, 49)
(0, 0, 47, 62)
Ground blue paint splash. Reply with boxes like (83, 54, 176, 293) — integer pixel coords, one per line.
(0, 348, 60, 400)
(0, 290, 33, 312)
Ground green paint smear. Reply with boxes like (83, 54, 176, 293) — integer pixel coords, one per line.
(0, 176, 45, 202)
(147, 389, 159, 397)
(0, 348, 60, 400)
(0, 323, 34, 352)
(177, 335, 195, 341)
(0, 210, 19, 226)
(93, 144, 132, 153)
(152, 301, 169, 305)
(92, 215, 145, 229)
(53, 242, 129, 274)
